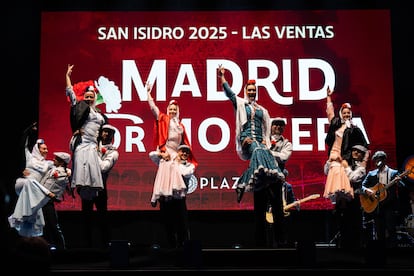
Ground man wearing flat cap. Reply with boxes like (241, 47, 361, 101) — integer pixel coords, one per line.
(159, 144, 197, 248)
(361, 150, 406, 247)
(269, 117, 292, 172)
(42, 152, 72, 201)
(176, 144, 197, 193)
(41, 151, 72, 250)
(336, 144, 370, 248)
(343, 145, 369, 187)
(54, 152, 71, 165)
(268, 117, 293, 248)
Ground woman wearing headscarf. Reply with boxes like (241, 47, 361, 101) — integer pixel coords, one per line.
(66, 64, 107, 202)
(146, 82, 197, 248)
(146, 83, 193, 205)
(218, 65, 285, 248)
(323, 86, 368, 204)
(9, 123, 54, 237)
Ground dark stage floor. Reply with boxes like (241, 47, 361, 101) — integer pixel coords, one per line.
(48, 242, 414, 272)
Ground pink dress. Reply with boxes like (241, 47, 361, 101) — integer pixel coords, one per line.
(148, 97, 188, 204)
(150, 118, 187, 203)
(323, 124, 354, 201)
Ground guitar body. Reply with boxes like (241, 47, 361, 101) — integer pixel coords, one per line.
(360, 167, 413, 213)
(359, 183, 387, 213)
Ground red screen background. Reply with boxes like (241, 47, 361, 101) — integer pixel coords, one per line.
(39, 10, 395, 211)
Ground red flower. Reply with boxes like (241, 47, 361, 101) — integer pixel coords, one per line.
(67, 80, 96, 102)
(101, 147, 107, 154)
(53, 171, 59, 179)
(271, 139, 276, 145)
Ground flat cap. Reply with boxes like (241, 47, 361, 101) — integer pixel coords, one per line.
(352, 145, 368, 153)
(271, 117, 286, 126)
(372, 150, 387, 160)
(54, 152, 71, 164)
(102, 124, 116, 132)
(177, 144, 191, 152)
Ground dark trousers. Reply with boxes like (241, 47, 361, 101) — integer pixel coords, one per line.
(253, 178, 283, 248)
(363, 203, 399, 247)
(81, 189, 109, 248)
(335, 195, 363, 249)
(159, 197, 190, 248)
(42, 200, 66, 249)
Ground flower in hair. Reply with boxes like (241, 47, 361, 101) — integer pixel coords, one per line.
(247, 79, 256, 85)
(71, 80, 95, 102)
(169, 99, 178, 105)
(341, 103, 351, 109)
(67, 80, 104, 105)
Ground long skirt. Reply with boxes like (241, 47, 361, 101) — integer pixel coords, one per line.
(9, 179, 51, 237)
(323, 161, 354, 203)
(237, 140, 284, 192)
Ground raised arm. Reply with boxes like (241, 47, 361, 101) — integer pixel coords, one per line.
(218, 65, 237, 108)
(66, 64, 74, 89)
(66, 64, 76, 106)
(23, 122, 37, 166)
(218, 64, 227, 85)
(326, 86, 335, 123)
(146, 82, 160, 119)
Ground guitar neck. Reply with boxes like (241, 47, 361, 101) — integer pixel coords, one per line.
(383, 169, 410, 190)
(284, 194, 319, 210)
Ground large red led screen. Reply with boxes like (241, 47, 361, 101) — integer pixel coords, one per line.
(39, 10, 395, 211)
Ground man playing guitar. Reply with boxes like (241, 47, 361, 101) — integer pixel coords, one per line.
(361, 150, 408, 247)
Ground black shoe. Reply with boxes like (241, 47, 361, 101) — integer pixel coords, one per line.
(236, 187, 245, 203)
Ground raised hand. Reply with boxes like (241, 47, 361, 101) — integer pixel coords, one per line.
(67, 64, 74, 76)
(146, 81, 153, 93)
(327, 86, 334, 96)
(218, 64, 225, 76)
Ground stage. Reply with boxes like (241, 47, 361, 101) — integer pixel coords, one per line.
(49, 242, 414, 272)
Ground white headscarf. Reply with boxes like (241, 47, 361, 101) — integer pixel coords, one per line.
(167, 99, 180, 119)
(339, 102, 355, 128)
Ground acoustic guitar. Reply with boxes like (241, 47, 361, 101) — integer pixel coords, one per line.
(360, 167, 413, 213)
